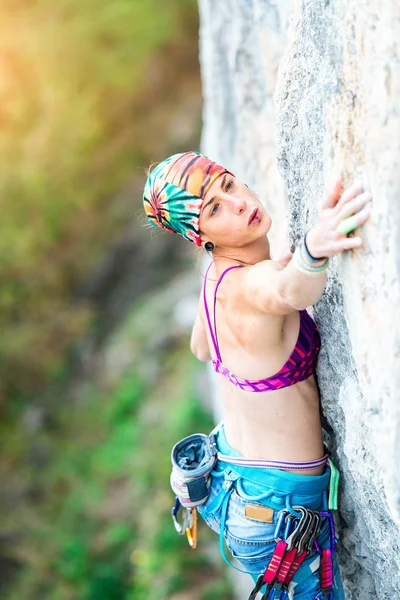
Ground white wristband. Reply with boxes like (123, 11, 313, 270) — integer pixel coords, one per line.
(293, 246, 329, 277)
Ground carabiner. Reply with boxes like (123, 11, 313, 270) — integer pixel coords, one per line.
(185, 507, 197, 549)
(171, 499, 191, 535)
(248, 573, 265, 600)
(259, 583, 274, 600)
(274, 510, 288, 540)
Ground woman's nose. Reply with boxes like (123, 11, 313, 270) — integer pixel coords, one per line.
(230, 196, 247, 214)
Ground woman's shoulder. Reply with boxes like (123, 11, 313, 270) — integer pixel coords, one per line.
(231, 259, 296, 317)
(216, 259, 283, 285)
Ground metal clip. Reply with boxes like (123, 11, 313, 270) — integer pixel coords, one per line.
(285, 506, 307, 551)
(294, 509, 314, 555)
(171, 499, 191, 535)
(274, 509, 289, 540)
(248, 573, 265, 600)
(260, 584, 274, 599)
(185, 507, 197, 549)
(305, 511, 322, 556)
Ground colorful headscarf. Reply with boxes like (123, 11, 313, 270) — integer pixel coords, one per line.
(143, 151, 232, 245)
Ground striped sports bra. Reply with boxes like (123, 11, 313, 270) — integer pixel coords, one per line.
(203, 263, 321, 392)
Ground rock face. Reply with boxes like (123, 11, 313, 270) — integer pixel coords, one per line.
(199, 1, 400, 597)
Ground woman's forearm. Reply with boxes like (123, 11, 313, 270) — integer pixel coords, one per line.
(279, 258, 328, 310)
(279, 231, 328, 309)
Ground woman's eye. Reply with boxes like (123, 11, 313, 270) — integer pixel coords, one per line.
(225, 180, 234, 192)
(210, 203, 220, 216)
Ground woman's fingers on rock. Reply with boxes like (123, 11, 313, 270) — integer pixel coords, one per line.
(337, 192, 372, 221)
(322, 178, 343, 209)
(336, 180, 364, 209)
(355, 204, 372, 225)
(336, 236, 364, 251)
(335, 209, 370, 236)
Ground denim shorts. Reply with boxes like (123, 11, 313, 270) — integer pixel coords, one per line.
(197, 425, 345, 599)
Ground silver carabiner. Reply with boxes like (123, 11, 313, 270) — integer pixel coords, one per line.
(171, 502, 192, 535)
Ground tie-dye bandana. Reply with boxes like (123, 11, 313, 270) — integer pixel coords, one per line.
(143, 151, 232, 245)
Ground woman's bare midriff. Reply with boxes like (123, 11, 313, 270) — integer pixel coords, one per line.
(221, 374, 325, 476)
(201, 265, 325, 476)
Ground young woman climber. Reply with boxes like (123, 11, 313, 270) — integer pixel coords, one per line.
(142, 151, 372, 599)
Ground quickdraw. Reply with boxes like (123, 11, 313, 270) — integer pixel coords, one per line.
(248, 507, 336, 600)
(313, 511, 336, 600)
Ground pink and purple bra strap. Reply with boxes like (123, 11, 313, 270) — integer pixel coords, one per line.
(203, 262, 243, 362)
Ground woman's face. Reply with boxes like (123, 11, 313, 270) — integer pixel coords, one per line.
(199, 174, 272, 248)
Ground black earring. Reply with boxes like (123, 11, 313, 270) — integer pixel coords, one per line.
(205, 241, 215, 252)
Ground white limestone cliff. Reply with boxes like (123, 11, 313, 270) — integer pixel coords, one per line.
(199, 1, 400, 597)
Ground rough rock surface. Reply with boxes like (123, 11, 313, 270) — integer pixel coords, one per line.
(199, 1, 400, 598)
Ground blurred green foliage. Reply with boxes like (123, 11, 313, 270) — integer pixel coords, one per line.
(0, 1, 231, 598)
(0, 0, 200, 399)
(2, 312, 232, 598)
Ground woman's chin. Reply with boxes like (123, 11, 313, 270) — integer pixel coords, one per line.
(263, 216, 273, 235)
(257, 217, 272, 237)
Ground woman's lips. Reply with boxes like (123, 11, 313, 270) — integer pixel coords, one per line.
(248, 208, 261, 224)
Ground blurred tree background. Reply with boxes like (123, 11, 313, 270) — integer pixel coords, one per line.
(0, 1, 231, 598)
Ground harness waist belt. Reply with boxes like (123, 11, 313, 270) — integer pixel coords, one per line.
(216, 452, 329, 471)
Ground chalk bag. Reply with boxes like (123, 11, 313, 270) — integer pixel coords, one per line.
(170, 433, 218, 508)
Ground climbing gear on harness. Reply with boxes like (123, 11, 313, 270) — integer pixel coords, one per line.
(170, 424, 341, 595)
(170, 432, 218, 549)
(171, 497, 190, 534)
(170, 432, 218, 508)
(171, 498, 198, 549)
(186, 507, 198, 549)
(248, 507, 327, 600)
(314, 511, 336, 599)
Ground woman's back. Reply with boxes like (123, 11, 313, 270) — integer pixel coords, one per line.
(200, 261, 325, 474)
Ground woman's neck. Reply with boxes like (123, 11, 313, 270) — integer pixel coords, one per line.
(212, 236, 270, 267)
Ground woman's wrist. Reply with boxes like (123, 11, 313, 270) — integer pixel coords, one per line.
(304, 231, 328, 264)
(293, 238, 329, 277)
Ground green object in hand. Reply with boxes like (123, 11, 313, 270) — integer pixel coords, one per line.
(337, 215, 358, 235)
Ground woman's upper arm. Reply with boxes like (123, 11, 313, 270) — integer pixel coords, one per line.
(243, 257, 327, 314)
(242, 261, 297, 315)
(190, 313, 212, 362)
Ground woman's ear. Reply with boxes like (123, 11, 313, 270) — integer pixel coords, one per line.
(199, 232, 209, 247)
